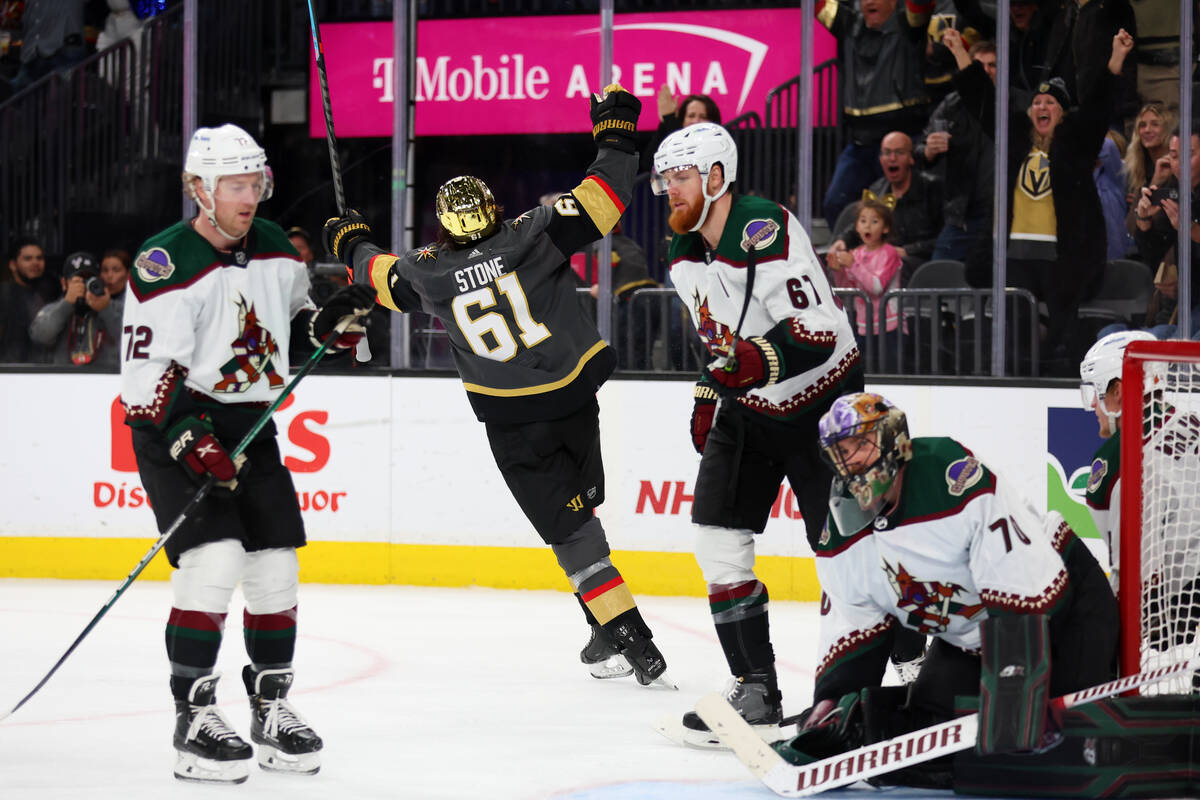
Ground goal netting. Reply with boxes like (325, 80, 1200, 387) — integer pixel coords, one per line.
(1120, 339, 1200, 694)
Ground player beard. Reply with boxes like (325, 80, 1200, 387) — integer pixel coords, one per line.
(668, 194, 705, 234)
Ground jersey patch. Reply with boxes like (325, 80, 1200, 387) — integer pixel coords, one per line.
(135, 247, 176, 283)
(885, 559, 985, 634)
(740, 218, 780, 252)
(1086, 457, 1108, 495)
(415, 244, 437, 262)
(945, 456, 983, 496)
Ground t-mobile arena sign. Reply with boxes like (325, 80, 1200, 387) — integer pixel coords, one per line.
(309, 10, 834, 137)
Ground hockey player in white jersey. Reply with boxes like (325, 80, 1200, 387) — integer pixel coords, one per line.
(120, 124, 373, 783)
(1081, 332, 1200, 649)
(773, 392, 1119, 786)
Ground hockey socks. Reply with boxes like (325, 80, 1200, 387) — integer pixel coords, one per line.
(243, 607, 298, 667)
(166, 608, 226, 687)
(708, 580, 775, 675)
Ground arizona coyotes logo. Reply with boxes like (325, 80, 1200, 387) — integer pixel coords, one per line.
(884, 560, 984, 634)
(691, 289, 734, 353)
(1018, 149, 1051, 199)
(213, 295, 284, 393)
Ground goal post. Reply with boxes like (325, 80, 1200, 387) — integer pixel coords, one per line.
(1119, 338, 1200, 692)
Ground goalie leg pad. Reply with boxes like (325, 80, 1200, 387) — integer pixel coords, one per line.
(954, 696, 1200, 797)
(978, 614, 1051, 755)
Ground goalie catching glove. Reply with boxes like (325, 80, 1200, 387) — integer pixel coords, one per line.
(590, 83, 641, 154)
(322, 208, 372, 266)
(167, 415, 246, 492)
(708, 336, 780, 395)
(309, 284, 376, 351)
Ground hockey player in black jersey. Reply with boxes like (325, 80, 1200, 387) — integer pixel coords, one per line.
(324, 84, 673, 688)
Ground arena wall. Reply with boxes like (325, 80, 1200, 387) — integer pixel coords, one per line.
(0, 373, 1103, 599)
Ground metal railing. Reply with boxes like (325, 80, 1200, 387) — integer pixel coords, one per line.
(0, 2, 261, 258)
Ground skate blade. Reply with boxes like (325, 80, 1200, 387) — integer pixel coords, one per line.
(174, 751, 251, 784)
(587, 653, 635, 679)
(652, 713, 782, 750)
(643, 669, 679, 690)
(257, 743, 321, 775)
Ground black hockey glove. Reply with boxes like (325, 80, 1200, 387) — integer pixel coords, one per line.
(310, 284, 376, 351)
(691, 382, 718, 454)
(166, 415, 246, 493)
(707, 336, 781, 395)
(590, 83, 641, 154)
(323, 209, 372, 266)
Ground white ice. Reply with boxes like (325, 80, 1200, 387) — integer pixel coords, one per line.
(0, 579, 960, 800)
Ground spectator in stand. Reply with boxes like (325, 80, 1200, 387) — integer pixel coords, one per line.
(955, 0, 1045, 120)
(1095, 132, 1134, 261)
(640, 87, 721, 175)
(29, 249, 125, 367)
(4, 0, 89, 93)
(1129, 125, 1200, 339)
(1123, 103, 1174, 205)
(957, 28, 1135, 375)
(287, 226, 316, 269)
(825, 131, 944, 283)
(828, 197, 905, 367)
(917, 36, 997, 262)
(816, 0, 933, 230)
(1127, 0, 1186, 109)
(0, 236, 57, 363)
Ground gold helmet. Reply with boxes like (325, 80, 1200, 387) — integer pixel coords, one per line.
(435, 176, 498, 244)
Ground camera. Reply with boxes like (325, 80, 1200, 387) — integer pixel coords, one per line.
(86, 276, 106, 296)
(1150, 185, 1179, 206)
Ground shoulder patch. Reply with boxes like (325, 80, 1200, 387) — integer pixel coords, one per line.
(945, 456, 983, 496)
(1086, 458, 1108, 494)
(414, 244, 438, 262)
(741, 218, 780, 252)
(512, 211, 532, 228)
(135, 247, 175, 282)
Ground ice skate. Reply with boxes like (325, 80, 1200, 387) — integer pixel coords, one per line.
(676, 672, 783, 749)
(604, 613, 677, 689)
(173, 673, 253, 784)
(580, 624, 634, 679)
(891, 652, 925, 684)
(243, 666, 323, 774)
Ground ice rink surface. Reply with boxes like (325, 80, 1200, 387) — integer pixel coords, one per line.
(0, 579, 994, 800)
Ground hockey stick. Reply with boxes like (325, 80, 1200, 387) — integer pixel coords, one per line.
(696, 657, 1200, 798)
(0, 317, 356, 724)
(305, 0, 374, 363)
(305, 0, 345, 217)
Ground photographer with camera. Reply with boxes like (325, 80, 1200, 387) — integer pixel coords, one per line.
(29, 250, 124, 368)
(1130, 124, 1200, 338)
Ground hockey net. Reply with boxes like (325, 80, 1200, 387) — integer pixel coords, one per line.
(1120, 339, 1200, 694)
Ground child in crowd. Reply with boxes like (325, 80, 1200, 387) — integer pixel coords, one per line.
(829, 197, 905, 365)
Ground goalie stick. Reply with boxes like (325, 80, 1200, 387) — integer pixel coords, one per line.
(0, 316, 361, 724)
(695, 657, 1200, 798)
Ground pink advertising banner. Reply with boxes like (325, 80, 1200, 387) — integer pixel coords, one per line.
(309, 10, 835, 138)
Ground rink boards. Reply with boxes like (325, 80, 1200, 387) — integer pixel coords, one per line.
(0, 373, 1101, 598)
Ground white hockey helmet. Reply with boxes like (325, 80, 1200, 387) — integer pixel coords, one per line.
(1079, 330, 1158, 423)
(182, 124, 273, 236)
(651, 122, 737, 231)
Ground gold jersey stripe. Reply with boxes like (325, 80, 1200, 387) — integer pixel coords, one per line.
(584, 583, 637, 625)
(463, 339, 608, 397)
(573, 176, 623, 236)
(369, 253, 404, 313)
(817, 0, 839, 29)
(842, 95, 931, 117)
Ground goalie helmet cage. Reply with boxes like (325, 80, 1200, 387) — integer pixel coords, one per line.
(1119, 338, 1200, 694)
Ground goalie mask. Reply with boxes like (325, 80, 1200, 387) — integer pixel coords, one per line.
(651, 122, 737, 232)
(182, 124, 273, 240)
(436, 176, 499, 244)
(818, 393, 912, 512)
(1079, 330, 1160, 427)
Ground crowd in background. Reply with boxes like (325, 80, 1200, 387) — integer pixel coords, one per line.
(1, 0, 1197, 376)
